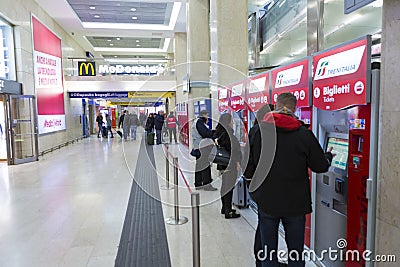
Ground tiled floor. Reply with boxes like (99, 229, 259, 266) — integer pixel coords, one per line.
(0, 131, 318, 266)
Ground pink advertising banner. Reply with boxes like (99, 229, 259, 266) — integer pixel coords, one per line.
(32, 16, 65, 134)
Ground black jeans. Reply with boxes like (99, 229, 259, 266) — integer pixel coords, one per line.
(156, 129, 162, 144)
(258, 210, 306, 267)
(220, 168, 237, 212)
(194, 148, 212, 187)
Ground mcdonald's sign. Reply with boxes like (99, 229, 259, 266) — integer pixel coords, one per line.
(78, 61, 96, 76)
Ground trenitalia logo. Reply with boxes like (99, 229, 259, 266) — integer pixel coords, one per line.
(317, 61, 329, 76)
(275, 65, 303, 89)
(314, 45, 365, 80)
(78, 61, 96, 76)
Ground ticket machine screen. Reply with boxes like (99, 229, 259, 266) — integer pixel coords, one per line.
(326, 137, 349, 170)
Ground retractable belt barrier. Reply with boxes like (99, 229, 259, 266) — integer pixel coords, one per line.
(163, 144, 201, 266)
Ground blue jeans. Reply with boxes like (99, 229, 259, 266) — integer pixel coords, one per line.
(258, 210, 305, 267)
(130, 126, 137, 140)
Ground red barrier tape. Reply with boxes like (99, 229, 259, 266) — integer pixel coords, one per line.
(164, 145, 193, 194)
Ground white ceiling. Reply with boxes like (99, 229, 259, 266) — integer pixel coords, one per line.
(34, 0, 187, 60)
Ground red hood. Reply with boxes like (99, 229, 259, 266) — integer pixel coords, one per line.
(262, 112, 302, 131)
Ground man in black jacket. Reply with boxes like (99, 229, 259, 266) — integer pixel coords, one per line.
(244, 93, 333, 267)
(154, 110, 165, 145)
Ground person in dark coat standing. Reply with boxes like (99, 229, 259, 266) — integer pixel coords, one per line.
(191, 110, 217, 191)
(243, 104, 274, 267)
(214, 113, 242, 219)
(145, 113, 155, 138)
(154, 110, 165, 145)
(96, 113, 104, 138)
(244, 93, 334, 267)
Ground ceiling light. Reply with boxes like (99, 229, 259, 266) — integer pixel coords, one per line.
(89, 6, 96, 10)
(107, 39, 112, 42)
(130, 8, 137, 11)
(132, 16, 138, 20)
(136, 44, 141, 47)
(116, 37, 120, 40)
(94, 15, 100, 18)
(110, 44, 114, 46)
(114, 56, 118, 58)
(136, 40, 140, 43)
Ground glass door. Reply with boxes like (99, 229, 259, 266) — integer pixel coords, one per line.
(6, 95, 38, 164)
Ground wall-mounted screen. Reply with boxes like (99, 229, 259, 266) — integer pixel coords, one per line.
(326, 137, 349, 170)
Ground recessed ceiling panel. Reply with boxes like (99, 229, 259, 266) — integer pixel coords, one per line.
(66, 0, 172, 25)
(86, 36, 164, 49)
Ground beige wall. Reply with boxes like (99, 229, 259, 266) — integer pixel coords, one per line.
(1, 0, 87, 153)
(376, 0, 400, 265)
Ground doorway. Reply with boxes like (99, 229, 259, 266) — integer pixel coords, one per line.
(0, 96, 7, 161)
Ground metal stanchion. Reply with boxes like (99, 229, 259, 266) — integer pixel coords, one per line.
(165, 157, 188, 225)
(160, 144, 172, 190)
(191, 192, 200, 267)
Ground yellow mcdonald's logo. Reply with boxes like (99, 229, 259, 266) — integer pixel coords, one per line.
(78, 62, 96, 76)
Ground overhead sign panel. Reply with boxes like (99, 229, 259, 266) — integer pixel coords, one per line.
(128, 91, 175, 98)
(312, 36, 371, 110)
(271, 58, 311, 108)
(247, 72, 270, 112)
(229, 82, 245, 111)
(218, 87, 230, 112)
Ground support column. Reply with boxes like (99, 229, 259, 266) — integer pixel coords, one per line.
(174, 32, 187, 108)
(209, 0, 248, 123)
(187, 0, 210, 147)
(376, 0, 400, 264)
(307, 0, 324, 55)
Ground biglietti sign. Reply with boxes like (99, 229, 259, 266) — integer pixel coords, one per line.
(312, 36, 371, 110)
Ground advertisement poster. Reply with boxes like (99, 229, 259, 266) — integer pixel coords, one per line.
(229, 81, 245, 111)
(32, 16, 65, 134)
(312, 37, 371, 110)
(247, 72, 270, 112)
(271, 58, 311, 107)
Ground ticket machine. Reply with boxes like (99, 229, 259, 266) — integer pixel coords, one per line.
(312, 36, 379, 267)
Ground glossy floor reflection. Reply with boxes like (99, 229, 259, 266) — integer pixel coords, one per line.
(0, 135, 140, 267)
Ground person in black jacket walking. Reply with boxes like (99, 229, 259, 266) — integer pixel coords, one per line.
(154, 111, 165, 145)
(244, 93, 334, 267)
(214, 113, 242, 219)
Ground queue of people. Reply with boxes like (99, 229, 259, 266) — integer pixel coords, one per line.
(191, 93, 335, 267)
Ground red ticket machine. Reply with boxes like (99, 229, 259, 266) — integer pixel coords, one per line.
(271, 57, 313, 247)
(311, 36, 379, 267)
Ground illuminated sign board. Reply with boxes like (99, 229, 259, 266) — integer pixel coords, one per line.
(98, 64, 165, 75)
(247, 72, 270, 112)
(312, 36, 371, 110)
(78, 61, 96, 76)
(271, 58, 311, 107)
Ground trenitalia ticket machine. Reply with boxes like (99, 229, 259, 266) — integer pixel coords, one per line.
(246, 72, 270, 131)
(271, 57, 313, 247)
(312, 36, 379, 267)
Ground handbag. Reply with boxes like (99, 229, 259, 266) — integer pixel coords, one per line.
(208, 145, 230, 166)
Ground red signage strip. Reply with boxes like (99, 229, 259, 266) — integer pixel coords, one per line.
(247, 72, 270, 112)
(312, 36, 371, 110)
(229, 81, 246, 111)
(271, 57, 311, 108)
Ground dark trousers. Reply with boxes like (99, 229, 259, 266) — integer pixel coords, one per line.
(107, 126, 113, 137)
(220, 168, 237, 212)
(194, 150, 212, 187)
(258, 210, 306, 267)
(255, 221, 262, 267)
(168, 128, 177, 143)
(156, 129, 162, 144)
(97, 123, 102, 136)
